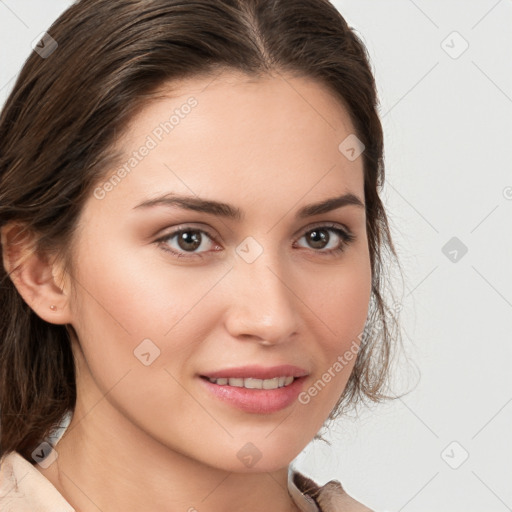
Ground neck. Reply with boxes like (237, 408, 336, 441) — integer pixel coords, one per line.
(37, 399, 300, 512)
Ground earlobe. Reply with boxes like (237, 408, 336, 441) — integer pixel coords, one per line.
(1, 222, 73, 325)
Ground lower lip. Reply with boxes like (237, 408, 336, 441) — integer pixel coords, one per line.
(198, 376, 306, 414)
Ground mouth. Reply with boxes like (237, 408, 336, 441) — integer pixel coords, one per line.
(197, 365, 309, 414)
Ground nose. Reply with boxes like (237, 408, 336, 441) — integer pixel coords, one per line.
(223, 252, 301, 346)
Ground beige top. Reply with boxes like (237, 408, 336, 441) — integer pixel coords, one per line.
(0, 450, 374, 512)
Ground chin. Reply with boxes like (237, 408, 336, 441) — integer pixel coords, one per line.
(210, 434, 311, 474)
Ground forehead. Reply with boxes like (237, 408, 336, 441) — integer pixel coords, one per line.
(90, 70, 365, 219)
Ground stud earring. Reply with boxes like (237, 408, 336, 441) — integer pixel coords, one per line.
(49, 305, 57, 311)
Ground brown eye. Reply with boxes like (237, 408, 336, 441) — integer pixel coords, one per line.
(176, 230, 203, 252)
(305, 228, 330, 249)
(296, 224, 356, 256)
(156, 227, 219, 259)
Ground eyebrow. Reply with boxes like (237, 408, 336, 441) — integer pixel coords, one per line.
(133, 192, 365, 220)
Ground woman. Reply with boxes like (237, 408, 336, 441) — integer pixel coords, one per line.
(0, 1, 401, 510)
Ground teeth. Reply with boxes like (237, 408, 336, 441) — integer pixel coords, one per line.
(207, 376, 296, 389)
(244, 378, 263, 389)
(263, 377, 279, 389)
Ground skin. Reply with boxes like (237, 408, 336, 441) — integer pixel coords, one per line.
(3, 70, 372, 512)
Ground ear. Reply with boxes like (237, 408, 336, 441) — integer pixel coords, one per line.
(1, 222, 73, 325)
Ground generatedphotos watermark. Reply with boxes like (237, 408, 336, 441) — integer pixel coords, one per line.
(93, 96, 198, 200)
(298, 337, 360, 405)
(298, 302, 402, 405)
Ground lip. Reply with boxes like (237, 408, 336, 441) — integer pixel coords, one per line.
(200, 364, 309, 380)
(198, 365, 310, 414)
(198, 374, 307, 414)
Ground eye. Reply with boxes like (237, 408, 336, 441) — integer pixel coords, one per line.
(294, 223, 356, 256)
(155, 223, 356, 261)
(155, 227, 220, 259)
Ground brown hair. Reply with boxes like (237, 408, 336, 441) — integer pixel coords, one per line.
(0, 0, 402, 462)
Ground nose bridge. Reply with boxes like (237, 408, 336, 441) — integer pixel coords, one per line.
(224, 240, 300, 342)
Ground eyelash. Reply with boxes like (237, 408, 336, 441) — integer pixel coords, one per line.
(155, 223, 356, 260)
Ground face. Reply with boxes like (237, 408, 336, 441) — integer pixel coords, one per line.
(64, 70, 372, 472)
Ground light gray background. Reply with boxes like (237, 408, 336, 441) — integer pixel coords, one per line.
(1, 1, 511, 511)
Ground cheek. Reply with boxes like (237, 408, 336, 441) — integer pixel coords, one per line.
(66, 241, 228, 430)
(295, 256, 371, 411)
(66, 237, 237, 408)
(70, 236, 229, 340)
(305, 255, 372, 348)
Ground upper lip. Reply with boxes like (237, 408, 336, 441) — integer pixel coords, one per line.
(201, 365, 309, 380)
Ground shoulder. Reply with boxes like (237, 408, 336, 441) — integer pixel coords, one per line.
(0, 451, 75, 512)
(289, 467, 375, 512)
